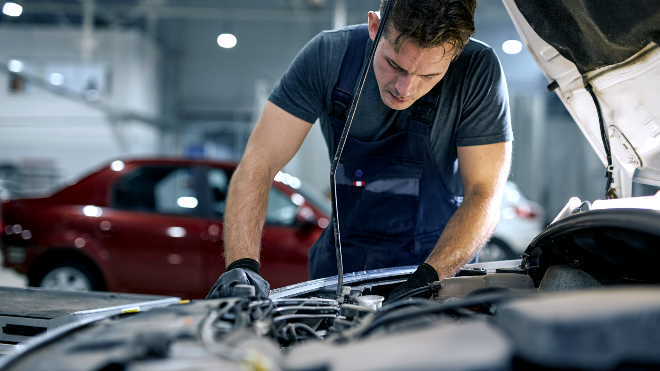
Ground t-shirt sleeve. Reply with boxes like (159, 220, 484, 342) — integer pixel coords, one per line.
(268, 32, 336, 124)
(455, 46, 513, 146)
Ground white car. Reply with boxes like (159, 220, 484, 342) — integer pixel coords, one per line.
(479, 181, 545, 262)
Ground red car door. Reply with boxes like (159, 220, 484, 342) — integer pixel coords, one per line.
(200, 167, 317, 292)
(98, 165, 204, 298)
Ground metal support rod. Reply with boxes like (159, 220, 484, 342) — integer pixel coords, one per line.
(331, 0, 395, 299)
(333, 0, 347, 30)
(81, 0, 96, 63)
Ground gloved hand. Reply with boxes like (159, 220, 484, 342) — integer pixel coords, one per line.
(385, 263, 440, 304)
(205, 258, 270, 300)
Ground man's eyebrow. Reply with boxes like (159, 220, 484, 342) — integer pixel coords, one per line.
(385, 57, 442, 77)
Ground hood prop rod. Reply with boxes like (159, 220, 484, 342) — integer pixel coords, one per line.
(330, 0, 395, 300)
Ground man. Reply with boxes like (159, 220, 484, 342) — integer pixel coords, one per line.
(207, 0, 512, 301)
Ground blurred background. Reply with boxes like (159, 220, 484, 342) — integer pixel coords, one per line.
(1, 0, 658, 273)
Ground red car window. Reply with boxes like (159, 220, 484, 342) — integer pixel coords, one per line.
(113, 166, 200, 217)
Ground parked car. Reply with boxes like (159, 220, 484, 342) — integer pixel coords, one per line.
(480, 181, 544, 262)
(1, 158, 331, 299)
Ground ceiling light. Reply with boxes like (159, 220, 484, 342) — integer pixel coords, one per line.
(502, 40, 523, 55)
(2, 2, 22, 17)
(8, 59, 23, 72)
(217, 34, 237, 49)
(49, 73, 64, 86)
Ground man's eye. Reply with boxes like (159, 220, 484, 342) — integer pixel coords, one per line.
(388, 61, 403, 71)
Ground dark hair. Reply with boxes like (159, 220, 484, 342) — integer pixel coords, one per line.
(379, 0, 477, 57)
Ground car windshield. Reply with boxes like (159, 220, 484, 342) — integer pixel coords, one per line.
(295, 182, 331, 216)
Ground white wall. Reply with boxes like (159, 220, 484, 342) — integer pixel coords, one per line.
(0, 25, 161, 183)
(282, 121, 331, 195)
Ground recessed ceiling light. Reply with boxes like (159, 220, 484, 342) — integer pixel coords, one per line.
(217, 33, 237, 49)
(502, 40, 523, 55)
(2, 2, 22, 17)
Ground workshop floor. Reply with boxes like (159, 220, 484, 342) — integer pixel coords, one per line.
(0, 253, 27, 288)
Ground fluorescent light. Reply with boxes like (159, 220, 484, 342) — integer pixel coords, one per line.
(110, 160, 125, 171)
(502, 40, 523, 55)
(217, 33, 237, 49)
(177, 197, 198, 209)
(8, 59, 23, 73)
(49, 73, 64, 86)
(2, 2, 22, 17)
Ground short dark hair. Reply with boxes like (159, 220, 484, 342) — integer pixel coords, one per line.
(379, 0, 477, 57)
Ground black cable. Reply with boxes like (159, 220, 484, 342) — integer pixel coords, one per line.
(386, 285, 433, 303)
(584, 79, 616, 199)
(331, 0, 396, 298)
(278, 323, 323, 343)
(357, 292, 523, 337)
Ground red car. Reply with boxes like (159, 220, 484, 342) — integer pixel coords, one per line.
(1, 158, 330, 299)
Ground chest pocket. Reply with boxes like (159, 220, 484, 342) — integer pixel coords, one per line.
(335, 156, 423, 237)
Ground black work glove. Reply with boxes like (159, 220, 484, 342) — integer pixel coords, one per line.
(385, 263, 440, 304)
(206, 258, 270, 300)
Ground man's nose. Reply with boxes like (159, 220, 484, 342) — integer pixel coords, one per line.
(394, 74, 416, 98)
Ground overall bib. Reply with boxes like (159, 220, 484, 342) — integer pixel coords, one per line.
(308, 25, 469, 279)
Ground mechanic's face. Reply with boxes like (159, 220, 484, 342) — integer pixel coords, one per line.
(368, 12, 455, 110)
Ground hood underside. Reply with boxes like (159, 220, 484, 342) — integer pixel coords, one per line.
(503, 0, 660, 197)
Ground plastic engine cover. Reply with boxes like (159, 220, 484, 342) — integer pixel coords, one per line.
(494, 287, 660, 370)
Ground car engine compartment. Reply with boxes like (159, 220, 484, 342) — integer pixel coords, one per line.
(2, 208, 660, 371)
(2, 271, 659, 370)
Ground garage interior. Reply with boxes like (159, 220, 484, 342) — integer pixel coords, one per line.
(4, 0, 653, 223)
(0, 0, 660, 371)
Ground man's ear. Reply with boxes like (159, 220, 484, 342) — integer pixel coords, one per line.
(367, 11, 380, 42)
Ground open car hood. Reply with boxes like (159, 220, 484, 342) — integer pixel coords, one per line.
(502, 0, 660, 197)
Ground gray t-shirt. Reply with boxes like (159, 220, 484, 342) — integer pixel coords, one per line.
(269, 24, 513, 196)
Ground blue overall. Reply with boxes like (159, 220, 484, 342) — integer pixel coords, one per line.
(308, 25, 469, 279)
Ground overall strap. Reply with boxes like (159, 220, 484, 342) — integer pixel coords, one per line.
(408, 82, 442, 134)
(330, 24, 370, 122)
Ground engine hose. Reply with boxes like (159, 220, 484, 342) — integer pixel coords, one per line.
(279, 323, 322, 343)
(358, 293, 521, 338)
(330, 0, 397, 298)
(583, 78, 616, 198)
(386, 283, 437, 303)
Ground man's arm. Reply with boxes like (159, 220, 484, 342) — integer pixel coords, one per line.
(223, 101, 313, 266)
(424, 141, 512, 279)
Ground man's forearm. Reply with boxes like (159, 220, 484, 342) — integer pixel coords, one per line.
(223, 161, 274, 266)
(424, 188, 500, 280)
(221, 102, 314, 268)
